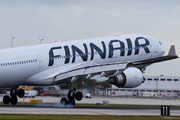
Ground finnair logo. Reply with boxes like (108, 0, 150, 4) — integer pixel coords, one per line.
(48, 37, 150, 66)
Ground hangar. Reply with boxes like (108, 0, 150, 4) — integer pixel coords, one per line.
(95, 75, 180, 98)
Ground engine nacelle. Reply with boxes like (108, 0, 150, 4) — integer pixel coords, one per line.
(107, 67, 143, 88)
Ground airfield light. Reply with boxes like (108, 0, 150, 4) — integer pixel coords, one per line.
(10, 37, 15, 48)
(39, 38, 44, 44)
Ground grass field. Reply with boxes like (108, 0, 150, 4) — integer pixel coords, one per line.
(0, 114, 180, 120)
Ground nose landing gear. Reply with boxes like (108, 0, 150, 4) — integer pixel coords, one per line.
(2, 87, 24, 105)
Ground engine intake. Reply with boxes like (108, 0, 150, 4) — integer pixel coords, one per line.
(107, 67, 143, 88)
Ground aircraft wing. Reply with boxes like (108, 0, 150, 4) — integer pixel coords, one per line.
(131, 45, 178, 68)
(53, 62, 128, 83)
(26, 61, 128, 84)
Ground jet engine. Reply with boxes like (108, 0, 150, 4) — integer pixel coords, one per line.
(107, 67, 143, 88)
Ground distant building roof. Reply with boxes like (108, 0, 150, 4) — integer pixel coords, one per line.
(112, 76, 180, 91)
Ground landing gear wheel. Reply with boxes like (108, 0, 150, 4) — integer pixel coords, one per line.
(11, 96, 17, 105)
(3, 95, 10, 105)
(67, 90, 75, 100)
(10, 88, 17, 97)
(75, 91, 83, 101)
(67, 98, 75, 106)
(17, 89, 25, 98)
(64, 89, 81, 106)
(60, 98, 68, 105)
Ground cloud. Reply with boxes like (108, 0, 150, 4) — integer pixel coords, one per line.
(0, 0, 179, 75)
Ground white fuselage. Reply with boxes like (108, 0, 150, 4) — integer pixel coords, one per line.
(0, 34, 165, 87)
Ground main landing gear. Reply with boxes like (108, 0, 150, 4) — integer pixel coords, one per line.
(60, 88, 83, 106)
(3, 88, 24, 105)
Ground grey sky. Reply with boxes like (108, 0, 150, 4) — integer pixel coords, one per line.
(0, 0, 180, 76)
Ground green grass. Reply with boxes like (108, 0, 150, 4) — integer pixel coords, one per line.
(0, 114, 180, 120)
(0, 102, 36, 106)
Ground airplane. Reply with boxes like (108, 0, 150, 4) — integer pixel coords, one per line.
(0, 34, 178, 105)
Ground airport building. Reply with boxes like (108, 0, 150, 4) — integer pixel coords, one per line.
(95, 75, 180, 98)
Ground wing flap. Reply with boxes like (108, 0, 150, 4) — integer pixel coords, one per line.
(54, 62, 127, 82)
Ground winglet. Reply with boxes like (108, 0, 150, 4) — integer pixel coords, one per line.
(168, 45, 176, 56)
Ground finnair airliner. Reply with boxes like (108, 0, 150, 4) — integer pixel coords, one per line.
(0, 34, 178, 105)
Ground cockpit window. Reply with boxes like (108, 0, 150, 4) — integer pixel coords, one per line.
(159, 41, 162, 45)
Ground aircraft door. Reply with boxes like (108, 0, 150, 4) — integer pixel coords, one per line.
(37, 54, 43, 68)
(152, 40, 158, 54)
(148, 38, 158, 58)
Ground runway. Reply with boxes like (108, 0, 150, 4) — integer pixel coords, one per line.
(0, 105, 180, 116)
(0, 96, 180, 116)
(1, 96, 180, 105)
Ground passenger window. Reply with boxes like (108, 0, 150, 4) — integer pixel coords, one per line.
(167, 79, 172, 81)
